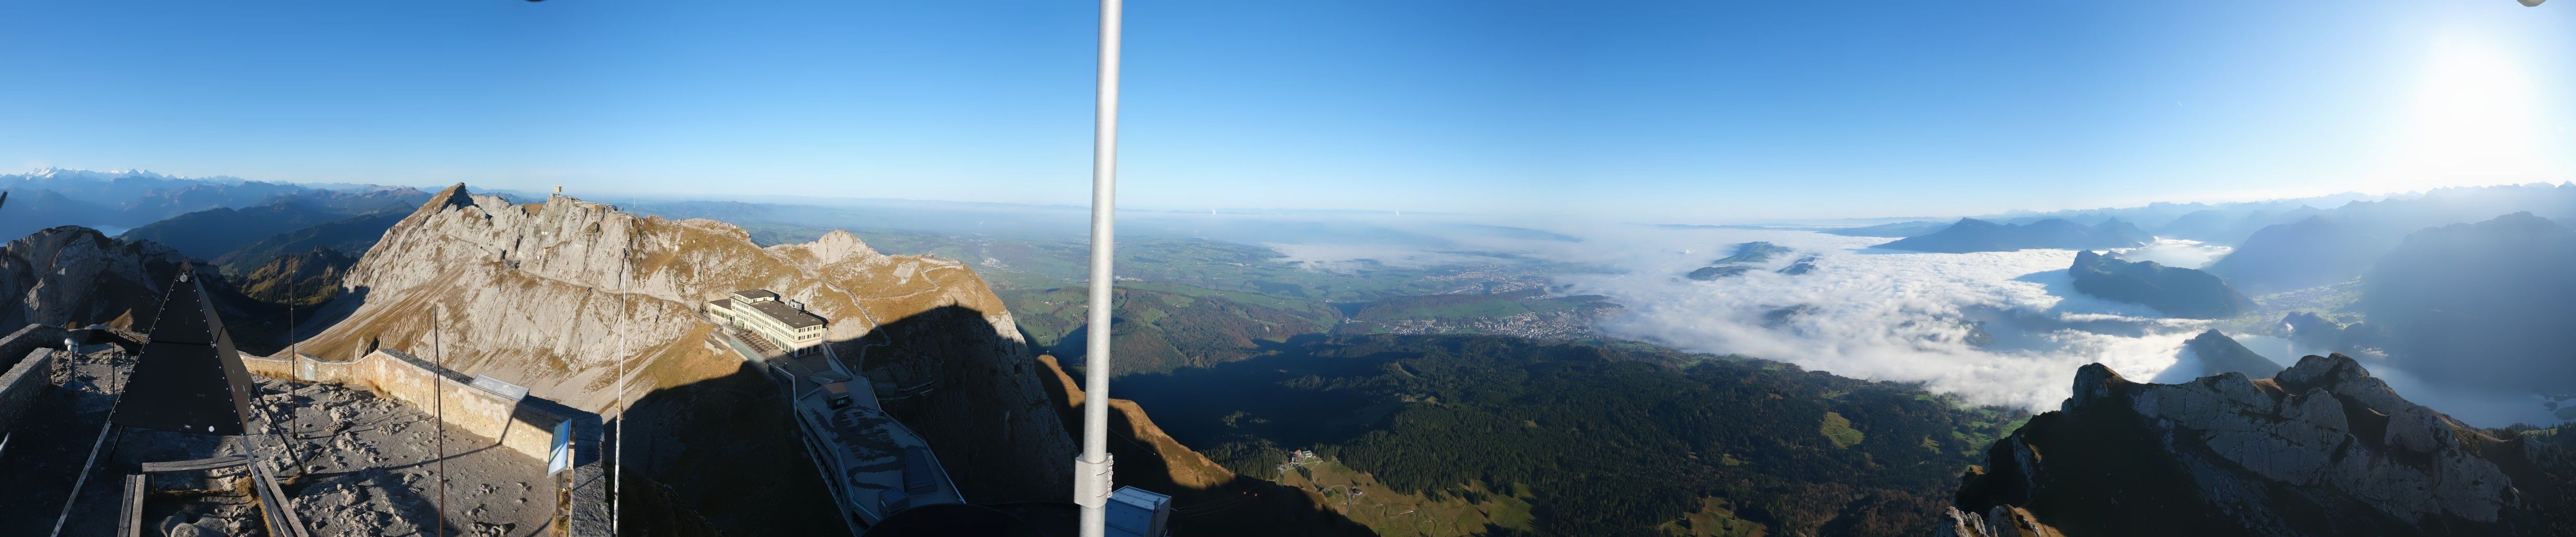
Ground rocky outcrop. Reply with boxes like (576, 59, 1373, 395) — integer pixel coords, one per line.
(0, 225, 251, 331)
(286, 184, 1075, 505)
(1937, 506, 2063, 537)
(1946, 354, 2572, 536)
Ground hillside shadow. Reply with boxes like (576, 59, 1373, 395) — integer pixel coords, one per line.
(616, 303, 1077, 536)
(616, 303, 1374, 536)
(1032, 350, 1378, 537)
(617, 359, 852, 537)
(1107, 335, 1404, 450)
(849, 304, 1079, 503)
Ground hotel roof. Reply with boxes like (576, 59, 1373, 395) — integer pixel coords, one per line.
(746, 299, 827, 329)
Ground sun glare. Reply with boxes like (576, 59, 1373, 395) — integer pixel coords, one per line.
(2378, 35, 2566, 192)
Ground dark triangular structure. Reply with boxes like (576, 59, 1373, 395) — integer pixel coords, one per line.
(110, 271, 256, 435)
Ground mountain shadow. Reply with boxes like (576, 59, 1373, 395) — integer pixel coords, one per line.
(616, 360, 854, 537)
(618, 303, 1089, 536)
(1034, 352, 1376, 537)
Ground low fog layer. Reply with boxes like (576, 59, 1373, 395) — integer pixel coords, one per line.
(1267, 221, 2557, 425)
(1555, 228, 2212, 411)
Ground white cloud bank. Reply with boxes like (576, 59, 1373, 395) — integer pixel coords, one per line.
(1248, 220, 2557, 423)
(1548, 227, 2206, 411)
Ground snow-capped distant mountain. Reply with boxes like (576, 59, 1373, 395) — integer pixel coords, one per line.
(0, 168, 414, 241)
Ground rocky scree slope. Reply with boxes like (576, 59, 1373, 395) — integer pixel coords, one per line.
(1944, 353, 2576, 536)
(286, 184, 1076, 503)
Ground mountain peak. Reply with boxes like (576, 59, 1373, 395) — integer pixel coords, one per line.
(1955, 355, 2534, 536)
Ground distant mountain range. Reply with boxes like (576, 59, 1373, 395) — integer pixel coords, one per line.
(1819, 220, 1952, 238)
(0, 167, 420, 241)
(116, 189, 426, 260)
(2206, 183, 2576, 295)
(211, 212, 412, 275)
(2067, 250, 2252, 319)
(1878, 218, 2154, 253)
(2360, 212, 2576, 393)
(2202, 215, 2396, 295)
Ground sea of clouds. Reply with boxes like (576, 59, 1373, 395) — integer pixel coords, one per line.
(1548, 226, 2211, 411)
(1258, 219, 2558, 424)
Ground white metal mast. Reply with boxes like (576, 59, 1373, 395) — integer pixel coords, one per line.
(613, 200, 630, 537)
(1074, 0, 1123, 535)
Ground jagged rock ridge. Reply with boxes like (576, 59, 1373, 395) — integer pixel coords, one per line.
(0, 225, 251, 331)
(286, 184, 1076, 506)
(1945, 353, 2576, 536)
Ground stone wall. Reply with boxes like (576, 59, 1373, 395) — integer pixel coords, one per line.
(0, 324, 67, 372)
(0, 325, 70, 433)
(239, 348, 609, 536)
(0, 348, 56, 434)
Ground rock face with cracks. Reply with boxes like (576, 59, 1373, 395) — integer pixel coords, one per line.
(286, 184, 1075, 510)
(1945, 353, 2576, 536)
(0, 225, 244, 331)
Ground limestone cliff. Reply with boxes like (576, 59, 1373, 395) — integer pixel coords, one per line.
(0, 225, 251, 330)
(1946, 353, 2576, 536)
(288, 184, 1075, 505)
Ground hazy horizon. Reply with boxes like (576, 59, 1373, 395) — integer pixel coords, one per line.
(7, 1, 2573, 221)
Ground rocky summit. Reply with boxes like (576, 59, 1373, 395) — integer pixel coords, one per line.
(1942, 353, 2576, 536)
(284, 184, 1077, 506)
(0, 225, 252, 330)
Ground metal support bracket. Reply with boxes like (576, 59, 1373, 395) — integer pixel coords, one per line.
(1073, 454, 1114, 508)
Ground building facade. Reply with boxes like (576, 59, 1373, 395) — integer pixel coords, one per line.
(705, 289, 828, 356)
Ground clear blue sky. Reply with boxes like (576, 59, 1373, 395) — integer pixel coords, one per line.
(3, 1, 2570, 221)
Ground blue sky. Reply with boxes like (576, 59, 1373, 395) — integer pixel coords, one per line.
(3, 1, 2570, 221)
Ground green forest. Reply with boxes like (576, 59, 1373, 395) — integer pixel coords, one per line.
(1119, 334, 2024, 536)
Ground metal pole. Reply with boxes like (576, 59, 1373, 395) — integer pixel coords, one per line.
(613, 200, 631, 537)
(433, 307, 447, 537)
(1075, 0, 1123, 535)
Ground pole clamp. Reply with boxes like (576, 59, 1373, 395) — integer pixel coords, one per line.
(1074, 454, 1115, 508)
